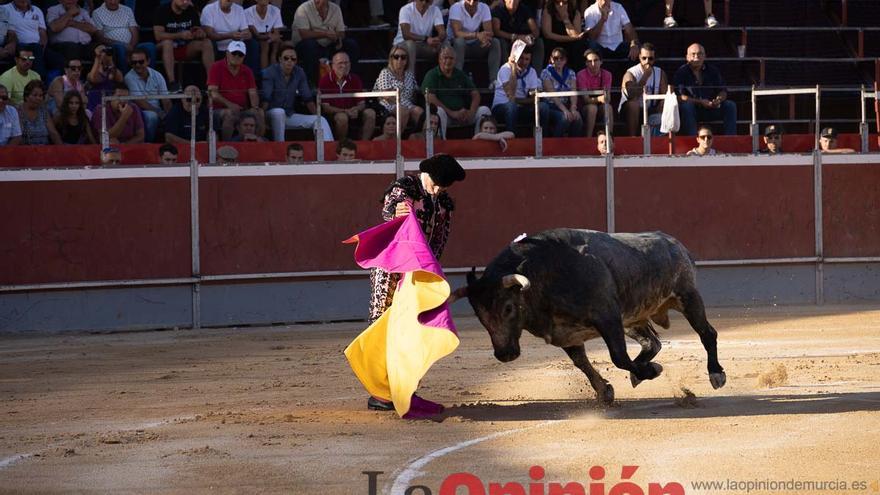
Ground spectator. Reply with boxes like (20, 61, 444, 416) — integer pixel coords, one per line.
(663, 0, 717, 28)
(761, 124, 782, 155)
(125, 48, 170, 143)
(54, 89, 95, 143)
(686, 125, 716, 156)
(231, 110, 266, 141)
(368, 0, 389, 27)
(262, 44, 333, 142)
(448, 0, 500, 84)
(373, 44, 423, 133)
(92, 0, 156, 74)
(619, 42, 667, 136)
(18, 80, 61, 144)
(473, 114, 514, 151)
(393, 0, 446, 77)
(286, 142, 304, 163)
(409, 112, 442, 141)
(208, 40, 265, 141)
(291, 0, 358, 85)
(540, 46, 583, 137)
(86, 44, 125, 112)
(201, 0, 259, 76)
(576, 48, 612, 139)
(159, 142, 178, 164)
(46, 0, 95, 65)
(2, 0, 49, 77)
(101, 145, 121, 165)
(165, 85, 209, 143)
(0, 84, 22, 145)
(245, 0, 283, 69)
(217, 144, 238, 164)
(372, 114, 398, 141)
(0, 47, 40, 105)
(154, 0, 214, 90)
(491, 0, 543, 72)
(492, 46, 560, 136)
(583, 0, 639, 61)
(336, 137, 356, 160)
(673, 43, 736, 136)
(48, 58, 87, 112)
(422, 46, 491, 138)
(0, 7, 18, 65)
(90, 82, 145, 144)
(318, 50, 376, 141)
(819, 127, 855, 154)
(597, 128, 609, 155)
(542, 0, 588, 71)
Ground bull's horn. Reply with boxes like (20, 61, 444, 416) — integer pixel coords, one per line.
(448, 286, 468, 303)
(502, 274, 531, 290)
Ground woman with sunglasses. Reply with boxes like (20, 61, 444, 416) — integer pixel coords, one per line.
(540, 46, 583, 137)
(373, 44, 423, 134)
(48, 58, 87, 113)
(18, 80, 62, 145)
(54, 89, 95, 144)
(686, 126, 716, 156)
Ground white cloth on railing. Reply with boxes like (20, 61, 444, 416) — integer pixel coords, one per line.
(660, 87, 680, 134)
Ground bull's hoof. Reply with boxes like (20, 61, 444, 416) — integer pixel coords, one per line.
(598, 384, 615, 405)
(630, 372, 642, 388)
(709, 371, 727, 389)
(632, 362, 663, 387)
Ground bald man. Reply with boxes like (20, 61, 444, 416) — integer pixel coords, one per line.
(672, 43, 736, 136)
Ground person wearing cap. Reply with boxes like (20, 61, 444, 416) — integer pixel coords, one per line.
(208, 39, 265, 141)
(217, 144, 238, 164)
(366, 153, 466, 411)
(761, 125, 782, 155)
(819, 127, 855, 154)
(101, 146, 121, 165)
(200, 0, 260, 76)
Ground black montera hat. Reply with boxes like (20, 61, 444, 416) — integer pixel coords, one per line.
(419, 154, 466, 187)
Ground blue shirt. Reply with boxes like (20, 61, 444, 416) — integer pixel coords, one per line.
(0, 105, 21, 144)
(673, 62, 726, 101)
(124, 67, 169, 111)
(261, 64, 313, 116)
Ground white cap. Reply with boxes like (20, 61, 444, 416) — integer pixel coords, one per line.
(227, 40, 247, 55)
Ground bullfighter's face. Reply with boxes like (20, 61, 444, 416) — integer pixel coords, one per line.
(466, 273, 525, 362)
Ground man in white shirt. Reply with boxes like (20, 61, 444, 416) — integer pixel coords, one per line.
(491, 46, 560, 135)
(291, 0, 358, 85)
(46, 0, 95, 64)
(201, 0, 260, 76)
(448, 0, 500, 84)
(244, 0, 282, 69)
(394, 0, 446, 77)
(92, 0, 156, 73)
(619, 42, 668, 136)
(2, 0, 50, 76)
(583, 0, 639, 61)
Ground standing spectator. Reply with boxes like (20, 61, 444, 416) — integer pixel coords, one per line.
(2, 0, 49, 77)
(761, 124, 782, 155)
(0, 48, 41, 105)
(262, 44, 333, 142)
(472, 114, 514, 151)
(422, 46, 491, 138)
(491, 0, 543, 72)
(18, 80, 62, 144)
(448, 0, 500, 85)
(54, 89, 95, 143)
(336, 137, 356, 160)
(90, 82, 145, 144)
(673, 43, 736, 136)
(231, 110, 266, 141)
(154, 0, 214, 91)
(583, 0, 639, 61)
(372, 114, 398, 141)
(46, 0, 95, 66)
(101, 145, 121, 165)
(159, 143, 178, 164)
(576, 48, 612, 139)
(201, 0, 259, 76)
(286, 142, 304, 163)
(663, 0, 717, 28)
(540, 46, 583, 137)
(207, 40, 265, 140)
(492, 46, 560, 136)
(125, 48, 170, 143)
(86, 44, 124, 112)
(291, 0, 358, 85)
(0, 84, 22, 145)
(0, 7, 18, 65)
(393, 0, 446, 78)
(245, 0, 283, 69)
(819, 127, 855, 154)
(92, 0, 156, 73)
(318, 50, 376, 141)
(542, 0, 588, 71)
(165, 84, 209, 143)
(373, 44, 423, 133)
(686, 125, 716, 156)
(597, 128, 609, 154)
(48, 58, 87, 112)
(619, 42, 667, 136)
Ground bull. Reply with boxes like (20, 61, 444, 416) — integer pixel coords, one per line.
(452, 228, 726, 405)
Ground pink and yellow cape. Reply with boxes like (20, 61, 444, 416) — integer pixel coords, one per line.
(343, 212, 459, 417)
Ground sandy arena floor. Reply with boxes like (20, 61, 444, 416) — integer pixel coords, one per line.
(1, 304, 879, 494)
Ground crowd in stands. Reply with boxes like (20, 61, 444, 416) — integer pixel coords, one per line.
(0, 0, 862, 159)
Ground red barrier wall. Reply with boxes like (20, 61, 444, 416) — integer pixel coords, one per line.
(823, 163, 880, 257)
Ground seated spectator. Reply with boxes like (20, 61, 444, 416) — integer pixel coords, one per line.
(46, 0, 95, 66)
(2, 0, 49, 77)
(0, 48, 41, 105)
(0, 84, 22, 145)
(286, 142, 304, 163)
(231, 110, 266, 141)
(125, 48, 170, 143)
(201, 0, 259, 76)
(245, 0, 283, 69)
(92, 0, 156, 74)
(491, 0, 543, 72)
(492, 47, 560, 136)
(336, 138, 356, 161)
(409, 112, 443, 141)
(372, 114, 398, 141)
(165, 85, 209, 143)
(619, 43, 667, 136)
(0, 7, 18, 65)
(86, 44, 125, 112)
(540, 46, 583, 137)
(686, 125, 716, 156)
(422, 46, 490, 138)
(473, 115, 514, 151)
(583, 0, 639, 61)
(448, 0, 501, 84)
(541, 0, 588, 71)
(154, 0, 214, 90)
(673, 43, 736, 136)
(393, 0, 446, 77)
(819, 127, 855, 154)
(664, 0, 717, 28)
(761, 124, 782, 155)
(373, 44, 423, 133)
(18, 80, 62, 144)
(576, 49, 612, 139)
(48, 58, 87, 112)
(318, 50, 375, 141)
(597, 128, 609, 155)
(54, 89, 95, 143)
(159, 142, 178, 164)
(208, 40, 265, 141)
(217, 144, 238, 164)
(90, 82, 145, 144)
(101, 145, 121, 165)
(262, 43, 333, 142)
(291, 0, 358, 85)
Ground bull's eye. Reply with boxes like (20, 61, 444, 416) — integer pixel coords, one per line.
(502, 301, 515, 318)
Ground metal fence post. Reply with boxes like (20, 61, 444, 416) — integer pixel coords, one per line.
(395, 88, 403, 179)
(425, 89, 434, 158)
(316, 90, 324, 162)
(534, 90, 542, 158)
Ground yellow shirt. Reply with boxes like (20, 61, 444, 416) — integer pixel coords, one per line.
(0, 68, 41, 105)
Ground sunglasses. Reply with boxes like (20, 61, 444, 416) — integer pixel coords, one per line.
(18, 56, 36, 61)
(551, 56, 565, 61)
(282, 55, 297, 61)
(766, 134, 780, 139)
(640, 56, 655, 61)
(230, 51, 245, 57)
(130, 59, 147, 65)
(698, 134, 713, 140)
(67, 65, 82, 70)
(392, 54, 407, 60)
(586, 58, 601, 64)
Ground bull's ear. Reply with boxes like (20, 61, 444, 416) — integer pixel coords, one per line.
(448, 286, 468, 303)
(466, 266, 477, 285)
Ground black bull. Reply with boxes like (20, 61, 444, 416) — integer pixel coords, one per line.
(452, 229, 726, 405)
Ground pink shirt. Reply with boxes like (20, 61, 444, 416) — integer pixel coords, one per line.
(576, 68, 612, 91)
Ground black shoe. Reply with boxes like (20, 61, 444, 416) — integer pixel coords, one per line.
(367, 396, 394, 411)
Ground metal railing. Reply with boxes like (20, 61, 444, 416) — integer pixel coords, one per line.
(861, 84, 879, 153)
(533, 89, 612, 158)
(751, 86, 821, 154)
